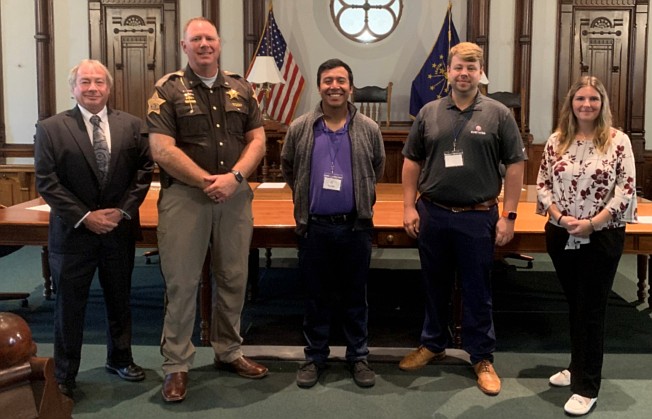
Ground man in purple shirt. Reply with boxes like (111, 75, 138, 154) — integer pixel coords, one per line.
(281, 58, 385, 389)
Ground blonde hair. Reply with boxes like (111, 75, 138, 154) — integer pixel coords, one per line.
(555, 76, 613, 155)
(447, 42, 484, 67)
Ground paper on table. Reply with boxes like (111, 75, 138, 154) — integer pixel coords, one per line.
(257, 182, 286, 189)
(636, 216, 652, 224)
(27, 204, 51, 213)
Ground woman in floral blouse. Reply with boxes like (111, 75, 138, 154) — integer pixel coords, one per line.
(536, 76, 637, 416)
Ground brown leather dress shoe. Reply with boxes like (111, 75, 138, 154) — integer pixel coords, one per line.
(162, 371, 188, 402)
(473, 360, 501, 395)
(214, 356, 268, 379)
(399, 346, 446, 371)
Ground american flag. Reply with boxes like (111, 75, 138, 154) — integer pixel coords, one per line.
(247, 7, 305, 125)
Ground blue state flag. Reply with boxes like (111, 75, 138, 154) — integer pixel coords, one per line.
(409, 5, 460, 118)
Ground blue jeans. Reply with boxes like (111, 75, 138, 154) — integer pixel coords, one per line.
(416, 198, 497, 364)
(298, 218, 372, 364)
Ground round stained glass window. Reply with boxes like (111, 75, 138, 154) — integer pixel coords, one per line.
(330, 0, 403, 44)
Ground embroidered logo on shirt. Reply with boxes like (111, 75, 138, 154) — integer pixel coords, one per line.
(470, 125, 486, 135)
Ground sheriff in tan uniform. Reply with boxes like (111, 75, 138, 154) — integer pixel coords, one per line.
(147, 16, 267, 403)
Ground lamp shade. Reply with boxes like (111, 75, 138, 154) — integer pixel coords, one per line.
(246, 56, 285, 84)
(480, 71, 490, 85)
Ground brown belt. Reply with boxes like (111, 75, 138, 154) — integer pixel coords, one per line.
(422, 196, 498, 213)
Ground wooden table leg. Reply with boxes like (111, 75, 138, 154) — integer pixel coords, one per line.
(40, 246, 53, 300)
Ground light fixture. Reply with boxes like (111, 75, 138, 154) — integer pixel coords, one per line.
(246, 56, 285, 120)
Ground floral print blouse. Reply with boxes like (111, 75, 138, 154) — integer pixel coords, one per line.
(536, 129, 637, 246)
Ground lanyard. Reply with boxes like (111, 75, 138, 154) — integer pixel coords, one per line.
(449, 110, 472, 152)
(321, 119, 347, 174)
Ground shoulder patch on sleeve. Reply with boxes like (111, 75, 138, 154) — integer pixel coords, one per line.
(147, 91, 166, 115)
(223, 70, 243, 79)
(154, 70, 185, 87)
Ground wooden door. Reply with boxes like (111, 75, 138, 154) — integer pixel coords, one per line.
(572, 10, 629, 131)
(106, 10, 161, 120)
(556, 1, 648, 193)
(89, 1, 178, 121)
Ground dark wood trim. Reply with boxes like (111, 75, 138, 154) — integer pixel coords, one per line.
(203, 0, 220, 66)
(466, 0, 491, 74)
(0, 144, 35, 159)
(243, 0, 266, 72)
(34, 0, 56, 122)
(514, 0, 533, 135)
(202, 0, 220, 23)
(0, 4, 5, 151)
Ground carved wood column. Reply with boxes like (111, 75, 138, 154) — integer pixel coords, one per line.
(466, 0, 491, 74)
(514, 0, 533, 135)
(202, 0, 220, 23)
(202, 0, 220, 66)
(243, 0, 266, 71)
(34, 0, 55, 121)
(0, 5, 5, 150)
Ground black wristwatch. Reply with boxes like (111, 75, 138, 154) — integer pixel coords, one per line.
(502, 210, 517, 221)
(230, 170, 244, 183)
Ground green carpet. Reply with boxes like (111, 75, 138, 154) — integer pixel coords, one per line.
(3, 247, 652, 418)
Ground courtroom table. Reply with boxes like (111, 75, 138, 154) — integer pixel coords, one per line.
(2, 184, 652, 345)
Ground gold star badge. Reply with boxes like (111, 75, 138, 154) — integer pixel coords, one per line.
(147, 91, 166, 115)
(226, 89, 240, 100)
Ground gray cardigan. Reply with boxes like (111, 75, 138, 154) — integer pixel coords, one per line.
(281, 102, 385, 235)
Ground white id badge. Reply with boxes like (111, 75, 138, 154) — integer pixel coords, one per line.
(444, 150, 464, 168)
(323, 173, 343, 191)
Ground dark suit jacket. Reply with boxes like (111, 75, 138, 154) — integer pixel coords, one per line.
(34, 106, 153, 252)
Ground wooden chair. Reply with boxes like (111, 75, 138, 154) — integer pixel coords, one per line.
(352, 82, 393, 127)
(487, 91, 534, 271)
(487, 91, 525, 134)
(0, 312, 73, 418)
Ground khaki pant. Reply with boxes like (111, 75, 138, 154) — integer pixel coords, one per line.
(157, 181, 253, 374)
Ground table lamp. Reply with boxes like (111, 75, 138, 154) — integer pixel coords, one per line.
(246, 56, 285, 120)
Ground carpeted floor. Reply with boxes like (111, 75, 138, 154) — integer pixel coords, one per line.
(3, 247, 652, 418)
(5, 247, 652, 356)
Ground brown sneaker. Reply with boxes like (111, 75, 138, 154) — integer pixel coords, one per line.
(399, 346, 446, 371)
(473, 360, 501, 395)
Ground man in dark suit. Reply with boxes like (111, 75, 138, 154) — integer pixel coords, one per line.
(34, 59, 153, 399)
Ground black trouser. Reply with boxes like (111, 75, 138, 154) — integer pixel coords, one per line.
(546, 223, 625, 398)
(298, 217, 372, 364)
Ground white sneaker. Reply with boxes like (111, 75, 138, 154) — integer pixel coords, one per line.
(549, 369, 571, 386)
(564, 394, 597, 416)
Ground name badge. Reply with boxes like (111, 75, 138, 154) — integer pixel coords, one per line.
(323, 173, 343, 191)
(444, 150, 464, 168)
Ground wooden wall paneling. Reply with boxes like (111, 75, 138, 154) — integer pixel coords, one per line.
(514, 0, 534, 183)
(466, 0, 491, 75)
(34, 0, 55, 122)
(202, 0, 220, 24)
(163, 0, 178, 72)
(555, 1, 574, 129)
(90, 1, 178, 121)
(202, 0, 219, 65)
(556, 1, 648, 192)
(243, 0, 265, 72)
(0, 4, 5, 152)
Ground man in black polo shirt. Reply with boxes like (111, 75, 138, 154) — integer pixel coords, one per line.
(400, 42, 525, 396)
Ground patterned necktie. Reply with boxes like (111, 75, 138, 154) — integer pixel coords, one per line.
(90, 115, 110, 186)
